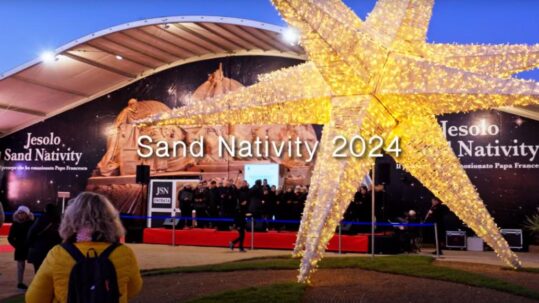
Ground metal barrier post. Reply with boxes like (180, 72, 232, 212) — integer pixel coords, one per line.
(250, 217, 255, 250)
(338, 222, 342, 255)
(171, 213, 176, 247)
(371, 166, 376, 258)
(192, 210, 197, 228)
(434, 223, 440, 258)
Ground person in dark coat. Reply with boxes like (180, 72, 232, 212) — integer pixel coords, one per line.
(27, 204, 61, 272)
(193, 184, 209, 228)
(229, 198, 248, 252)
(425, 196, 449, 255)
(292, 186, 305, 221)
(0, 201, 5, 229)
(206, 181, 220, 227)
(237, 181, 250, 210)
(8, 205, 35, 289)
(178, 184, 194, 227)
(221, 180, 238, 229)
(248, 180, 264, 218)
(281, 187, 295, 230)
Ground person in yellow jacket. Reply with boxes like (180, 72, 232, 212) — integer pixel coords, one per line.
(26, 192, 143, 303)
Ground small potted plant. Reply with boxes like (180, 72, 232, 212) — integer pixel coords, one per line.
(524, 211, 539, 253)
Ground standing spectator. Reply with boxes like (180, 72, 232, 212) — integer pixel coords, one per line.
(229, 198, 248, 252)
(274, 187, 286, 230)
(178, 184, 194, 227)
(26, 192, 142, 303)
(282, 187, 295, 230)
(425, 196, 448, 255)
(27, 204, 61, 272)
(8, 205, 35, 289)
(261, 187, 274, 220)
(292, 186, 305, 221)
(0, 201, 5, 229)
(206, 181, 219, 226)
(248, 180, 263, 218)
(262, 179, 270, 191)
(405, 210, 420, 252)
(193, 183, 208, 227)
(221, 180, 238, 229)
(237, 180, 250, 212)
(357, 186, 372, 233)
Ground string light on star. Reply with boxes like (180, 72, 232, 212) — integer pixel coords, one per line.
(139, 0, 539, 283)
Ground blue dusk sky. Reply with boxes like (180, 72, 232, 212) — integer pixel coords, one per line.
(1, 0, 538, 79)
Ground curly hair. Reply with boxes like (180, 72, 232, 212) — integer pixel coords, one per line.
(59, 192, 125, 243)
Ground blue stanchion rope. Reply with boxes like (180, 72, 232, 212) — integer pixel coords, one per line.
(3, 211, 433, 227)
(118, 214, 434, 227)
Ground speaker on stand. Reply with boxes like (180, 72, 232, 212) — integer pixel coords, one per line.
(136, 165, 150, 184)
(126, 165, 150, 243)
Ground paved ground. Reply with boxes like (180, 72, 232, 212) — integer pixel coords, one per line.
(1, 235, 538, 301)
(0, 238, 288, 301)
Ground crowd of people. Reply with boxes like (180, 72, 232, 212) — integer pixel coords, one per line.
(6, 192, 143, 302)
(176, 180, 390, 231)
(177, 179, 309, 229)
(177, 179, 447, 254)
(1, 180, 448, 302)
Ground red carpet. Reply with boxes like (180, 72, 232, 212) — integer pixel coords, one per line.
(0, 245, 14, 253)
(0, 223, 11, 236)
(1, 224, 15, 253)
(143, 228, 369, 253)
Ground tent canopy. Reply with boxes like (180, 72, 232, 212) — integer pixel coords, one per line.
(0, 16, 305, 137)
(0, 15, 536, 137)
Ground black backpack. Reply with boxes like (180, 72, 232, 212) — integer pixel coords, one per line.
(61, 242, 121, 303)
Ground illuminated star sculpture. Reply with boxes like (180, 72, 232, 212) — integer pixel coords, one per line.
(145, 0, 539, 282)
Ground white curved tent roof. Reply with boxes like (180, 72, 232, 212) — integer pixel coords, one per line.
(0, 15, 537, 137)
(0, 16, 305, 137)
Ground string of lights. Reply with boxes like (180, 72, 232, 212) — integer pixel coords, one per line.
(139, 0, 539, 283)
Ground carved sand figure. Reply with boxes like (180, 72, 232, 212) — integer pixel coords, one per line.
(96, 64, 319, 178)
(97, 99, 173, 176)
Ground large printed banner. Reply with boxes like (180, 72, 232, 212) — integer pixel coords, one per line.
(0, 55, 537, 227)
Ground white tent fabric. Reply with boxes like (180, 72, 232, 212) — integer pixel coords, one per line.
(0, 16, 306, 137)
(0, 15, 535, 137)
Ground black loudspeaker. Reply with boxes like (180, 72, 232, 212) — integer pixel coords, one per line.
(501, 229, 523, 249)
(446, 231, 467, 249)
(378, 163, 391, 184)
(136, 165, 150, 184)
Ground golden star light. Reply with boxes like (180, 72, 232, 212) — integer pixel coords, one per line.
(143, 0, 539, 282)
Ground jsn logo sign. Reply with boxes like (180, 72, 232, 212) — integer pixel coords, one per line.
(156, 186, 170, 196)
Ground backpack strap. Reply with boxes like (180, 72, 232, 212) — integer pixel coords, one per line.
(99, 243, 121, 260)
(61, 242, 85, 263)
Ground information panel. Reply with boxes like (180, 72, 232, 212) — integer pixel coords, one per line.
(244, 163, 280, 187)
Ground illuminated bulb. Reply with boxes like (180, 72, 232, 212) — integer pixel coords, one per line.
(40, 51, 57, 63)
(282, 27, 299, 45)
(138, 0, 536, 282)
(115, 55, 123, 60)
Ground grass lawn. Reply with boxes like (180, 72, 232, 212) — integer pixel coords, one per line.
(6, 255, 539, 303)
(144, 255, 539, 300)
